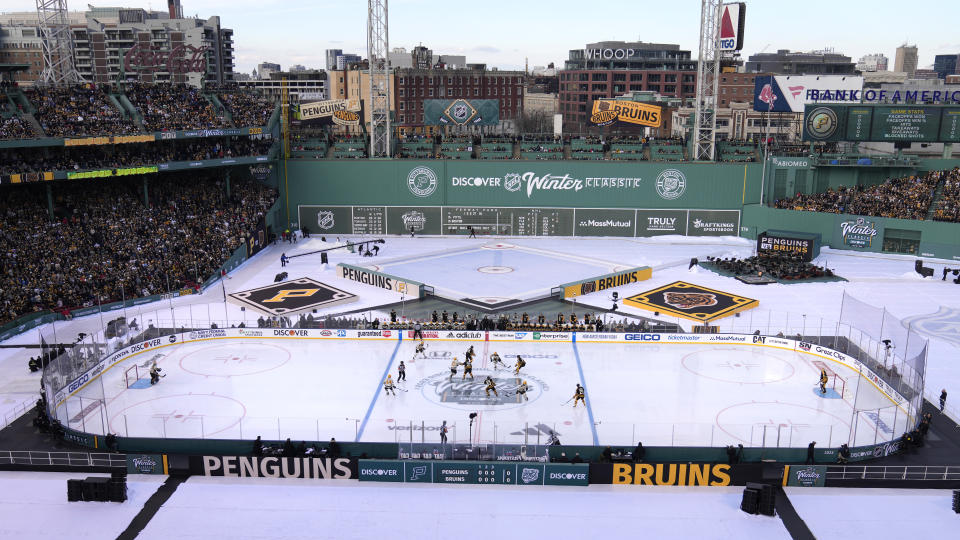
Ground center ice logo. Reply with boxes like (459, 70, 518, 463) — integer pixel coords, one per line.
(663, 291, 717, 310)
(415, 371, 549, 408)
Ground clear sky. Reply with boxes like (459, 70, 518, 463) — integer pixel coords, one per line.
(4, 0, 959, 74)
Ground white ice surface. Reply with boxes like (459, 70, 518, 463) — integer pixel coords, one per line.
(5, 234, 960, 432)
(787, 487, 959, 539)
(0, 471, 164, 540)
(137, 477, 792, 540)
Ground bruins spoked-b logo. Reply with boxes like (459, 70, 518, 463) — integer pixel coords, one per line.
(407, 166, 438, 197)
(316, 210, 335, 230)
(580, 282, 597, 295)
(655, 169, 686, 200)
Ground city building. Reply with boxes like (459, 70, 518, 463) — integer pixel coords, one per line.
(238, 69, 327, 102)
(392, 67, 524, 134)
(716, 72, 773, 107)
(856, 53, 889, 72)
(257, 62, 281, 80)
(325, 49, 362, 71)
(0, 11, 86, 84)
(673, 101, 798, 143)
(288, 64, 307, 72)
(934, 54, 959, 79)
(912, 69, 939, 80)
(523, 92, 558, 116)
(559, 41, 698, 132)
(745, 49, 856, 75)
(894, 44, 918, 77)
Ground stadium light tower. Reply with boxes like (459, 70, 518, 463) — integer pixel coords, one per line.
(692, 0, 722, 161)
(367, 0, 392, 158)
(36, 0, 85, 86)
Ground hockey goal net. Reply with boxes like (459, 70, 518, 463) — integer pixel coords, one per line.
(813, 361, 850, 400)
(123, 364, 140, 388)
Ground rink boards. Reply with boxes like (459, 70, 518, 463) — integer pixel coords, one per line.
(52, 327, 911, 420)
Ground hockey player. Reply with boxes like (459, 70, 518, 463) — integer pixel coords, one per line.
(440, 420, 449, 444)
(413, 340, 427, 360)
(819, 369, 828, 395)
(516, 380, 530, 401)
(513, 355, 526, 375)
(490, 352, 506, 370)
(484, 375, 498, 397)
(450, 358, 459, 381)
(572, 383, 586, 407)
(462, 356, 474, 380)
(397, 361, 406, 382)
(149, 361, 162, 385)
(465, 345, 475, 362)
(383, 374, 396, 396)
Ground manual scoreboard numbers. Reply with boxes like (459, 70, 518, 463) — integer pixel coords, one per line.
(441, 207, 575, 236)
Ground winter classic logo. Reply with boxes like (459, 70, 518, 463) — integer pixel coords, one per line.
(839, 217, 878, 248)
(655, 169, 686, 200)
(401, 210, 427, 232)
(407, 166, 438, 198)
(317, 210, 335, 230)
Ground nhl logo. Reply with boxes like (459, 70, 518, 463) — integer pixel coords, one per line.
(317, 210, 335, 230)
(655, 169, 687, 200)
(504, 173, 522, 193)
(453, 103, 469, 121)
(521, 467, 540, 484)
(663, 292, 717, 310)
(407, 166, 438, 197)
(401, 210, 426, 232)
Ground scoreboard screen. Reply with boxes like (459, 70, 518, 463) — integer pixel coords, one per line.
(804, 104, 960, 143)
(442, 207, 575, 236)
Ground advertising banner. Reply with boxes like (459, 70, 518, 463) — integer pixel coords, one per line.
(754, 75, 864, 113)
(560, 267, 652, 298)
(590, 99, 662, 128)
(573, 208, 636, 237)
(336, 264, 425, 297)
(126, 454, 167, 475)
(636, 209, 688, 236)
(298, 99, 361, 121)
(784, 465, 826, 487)
(801, 104, 960, 143)
(836, 216, 881, 249)
(298, 205, 354, 235)
(687, 210, 740, 237)
(358, 460, 587, 486)
(424, 99, 499, 126)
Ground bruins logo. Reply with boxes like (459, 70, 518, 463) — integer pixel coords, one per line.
(663, 292, 717, 310)
(580, 282, 597, 295)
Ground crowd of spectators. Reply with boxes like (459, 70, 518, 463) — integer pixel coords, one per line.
(211, 83, 275, 127)
(0, 173, 277, 325)
(0, 114, 33, 140)
(126, 83, 227, 131)
(931, 168, 960, 222)
(775, 170, 943, 220)
(296, 310, 653, 333)
(0, 137, 274, 175)
(705, 252, 834, 281)
(26, 85, 138, 138)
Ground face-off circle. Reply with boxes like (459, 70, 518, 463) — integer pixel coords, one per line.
(477, 266, 514, 274)
(481, 242, 515, 250)
(414, 369, 548, 411)
(108, 393, 247, 436)
(681, 348, 795, 384)
(179, 343, 292, 377)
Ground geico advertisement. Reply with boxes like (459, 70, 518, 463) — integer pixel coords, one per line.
(612, 463, 731, 486)
(195, 456, 357, 479)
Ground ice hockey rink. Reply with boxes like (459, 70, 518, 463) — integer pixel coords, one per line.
(58, 331, 902, 449)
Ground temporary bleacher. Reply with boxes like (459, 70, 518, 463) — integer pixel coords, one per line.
(439, 138, 473, 160)
(332, 135, 366, 159)
(397, 137, 435, 159)
(718, 141, 758, 162)
(650, 140, 685, 161)
(519, 135, 563, 160)
(570, 137, 605, 160)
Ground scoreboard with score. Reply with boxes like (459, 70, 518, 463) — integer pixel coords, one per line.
(804, 104, 960, 143)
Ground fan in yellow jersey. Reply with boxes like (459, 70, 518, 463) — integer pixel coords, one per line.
(449, 358, 460, 381)
(513, 356, 526, 375)
(516, 380, 530, 401)
(572, 383, 585, 407)
(819, 369, 828, 395)
(490, 352, 507, 370)
(462, 356, 474, 380)
(484, 375, 498, 397)
(383, 374, 396, 396)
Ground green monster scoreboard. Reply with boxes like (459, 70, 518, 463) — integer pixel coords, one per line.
(803, 104, 960, 143)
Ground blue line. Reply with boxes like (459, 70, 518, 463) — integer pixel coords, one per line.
(571, 341, 599, 446)
(356, 338, 402, 442)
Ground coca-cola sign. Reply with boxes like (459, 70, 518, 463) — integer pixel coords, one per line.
(123, 43, 209, 74)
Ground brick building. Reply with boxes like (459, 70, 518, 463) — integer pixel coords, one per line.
(393, 67, 524, 133)
(559, 41, 697, 132)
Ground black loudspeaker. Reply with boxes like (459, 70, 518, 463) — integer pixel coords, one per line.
(952, 490, 960, 514)
(83, 477, 110, 501)
(108, 479, 127, 502)
(745, 482, 776, 516)
(915, 260, 924, 273)
(689, 257, 699, 270)
(274, 272, 288, 283)
(67, 479, 83, 502)
(740, 488, 759, 514)
(321, 252, 329, 264)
